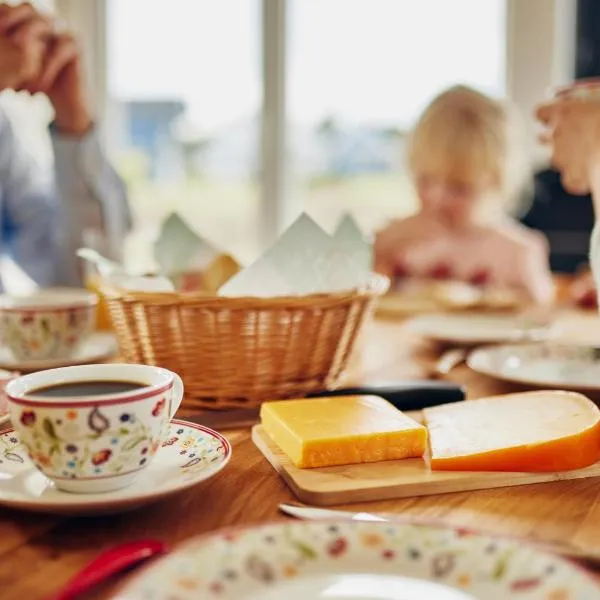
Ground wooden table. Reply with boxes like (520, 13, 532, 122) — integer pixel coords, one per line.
(2, 309, 600, 599)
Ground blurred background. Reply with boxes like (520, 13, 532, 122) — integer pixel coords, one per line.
(1, 0, 596, 274)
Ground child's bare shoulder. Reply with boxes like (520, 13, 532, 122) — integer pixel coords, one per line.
(377, 215, 422, 234)
(375, 215, 424, 244)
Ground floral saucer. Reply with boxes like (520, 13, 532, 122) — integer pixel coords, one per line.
(118, 520, 599, 599)
(0, 332, 118, 372)
(0, 419, 231, 515)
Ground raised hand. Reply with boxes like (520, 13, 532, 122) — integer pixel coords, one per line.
(0, 3, 48, 90)
(0, 3, 92, 136)
(537, 99, 600, 195)
(37, 31, 92, 135)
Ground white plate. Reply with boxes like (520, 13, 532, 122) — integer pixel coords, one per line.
(117, 520, 599, 599)
(376, 294, 442, 316)
(0, 419, 231, 515)
(468, 343, 600, 392)
(406, 313, 556, 345)
(377, 281, 481, 317)
(0, 332, 118, 372)
(376, 281, 523, 318)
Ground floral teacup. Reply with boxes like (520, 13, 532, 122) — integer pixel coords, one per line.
(0, 289, 97, 361)
(6, 363, 183, 493)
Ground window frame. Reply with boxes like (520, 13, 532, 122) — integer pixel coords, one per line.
(56, 0, 576, 242)
(55, 0, 110, 148)
(506, 0, 576, 167)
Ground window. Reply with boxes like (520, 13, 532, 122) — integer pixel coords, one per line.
(0, 0, 572, 289)
(287, 0, 507, 234)
(62, 0, 580, 276)
(105, 0, 507, 270)
(107, 0, 261, 271)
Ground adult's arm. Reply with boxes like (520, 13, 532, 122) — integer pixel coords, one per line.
(0, 112, 131, 287)
(50, 124, 132, 284)
(0, 5, 131, 287)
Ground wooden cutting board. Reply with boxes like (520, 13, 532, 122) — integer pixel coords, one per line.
(252, 424, 600, 506)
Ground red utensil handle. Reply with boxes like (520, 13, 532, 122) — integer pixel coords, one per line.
(52, 539, 167, 600)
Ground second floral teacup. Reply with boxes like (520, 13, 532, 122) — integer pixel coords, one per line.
(0, 289, 97, 361)
(7, 363, 183, 493)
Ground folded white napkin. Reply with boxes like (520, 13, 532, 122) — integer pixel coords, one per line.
(218, 213, 372, 297)
(154, 213, 220, 275)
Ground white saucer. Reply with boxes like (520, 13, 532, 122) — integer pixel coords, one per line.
(406, 313, 556, 345)
(0, 419, 231, 515)
(468, 343, 600, 392)
(0, 332, 118, 372)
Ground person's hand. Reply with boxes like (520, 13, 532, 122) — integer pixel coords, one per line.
(0, 35, 42, 89)
(0, 5, 46, 90)
(537, 99, 600, 195)
(0, 3, 92, 136)
(39, 31, 92, 136)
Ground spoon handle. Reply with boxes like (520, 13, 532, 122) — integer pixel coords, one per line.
(434, 348, 467, 375)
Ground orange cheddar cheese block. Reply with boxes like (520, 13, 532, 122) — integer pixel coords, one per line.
(260, 395, 427, 468)
(423, 391, 600, 472)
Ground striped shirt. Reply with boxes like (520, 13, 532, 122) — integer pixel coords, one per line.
(0, 109, 131, 290)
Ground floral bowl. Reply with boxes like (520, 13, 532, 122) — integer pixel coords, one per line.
(0, 290, 97, 361)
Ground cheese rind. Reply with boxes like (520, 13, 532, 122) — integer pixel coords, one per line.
(260, 395, 427, 468)
(424, 391, 600, 472)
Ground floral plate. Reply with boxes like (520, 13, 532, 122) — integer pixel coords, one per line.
(0, 419, 230, 515)
(117, 521, 599, 599)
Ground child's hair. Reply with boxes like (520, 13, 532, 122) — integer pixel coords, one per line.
(406, 85, 529, 211)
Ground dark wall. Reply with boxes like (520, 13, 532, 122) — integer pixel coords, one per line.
(522, 171, 593, 273)
(576, 0, 600, 79)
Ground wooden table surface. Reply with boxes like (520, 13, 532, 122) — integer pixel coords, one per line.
(3, 308, 600, 599)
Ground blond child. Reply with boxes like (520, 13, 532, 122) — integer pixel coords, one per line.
(375, 85, 554, 304)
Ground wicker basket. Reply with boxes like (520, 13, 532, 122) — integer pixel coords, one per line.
(102, 275, 389, 410)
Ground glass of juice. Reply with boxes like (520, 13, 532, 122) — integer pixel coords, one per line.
(81, 229, 114, 331)
(85, 272, 112, 331)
